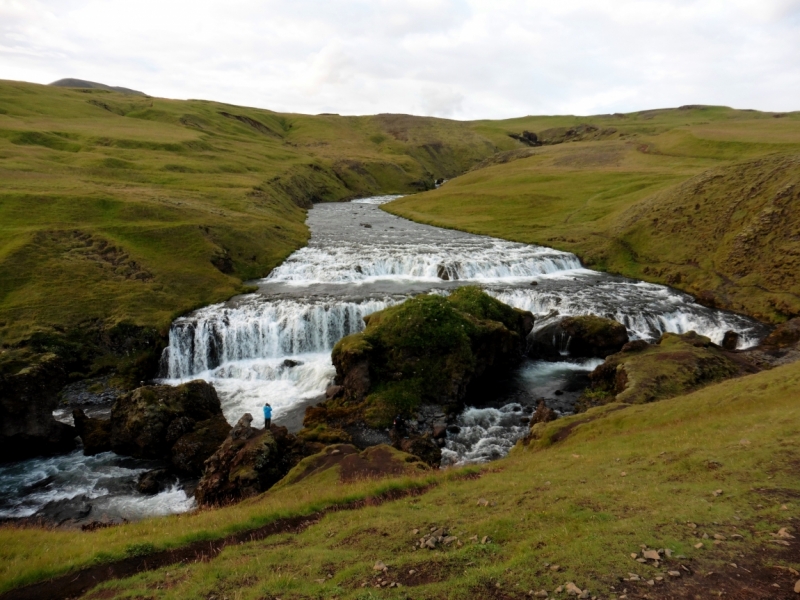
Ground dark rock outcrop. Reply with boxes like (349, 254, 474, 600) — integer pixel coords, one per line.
(0, 353, 76, 462)
(576, 331, 753, 411)
(110, 380, 223, 459)
(108, 379, 231, 476)
(195, 414, 315, 506)
(722, 330, 740, 351)
(72, 409, 111, 456)
(530, 315, 629, 359)
(137, 469, 177, 495)
(170, 414, 231, 475)
(761, 317, 800, 348)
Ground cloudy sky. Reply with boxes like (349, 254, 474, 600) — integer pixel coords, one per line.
(1, 0, 799, 119)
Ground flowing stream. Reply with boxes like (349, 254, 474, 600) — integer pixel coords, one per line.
(0, 195, 769, 522)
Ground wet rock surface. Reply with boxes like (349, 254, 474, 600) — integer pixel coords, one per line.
(0, 352, 76, 462)
(530, 315, 629, 360)
(72, 409, 111, 456)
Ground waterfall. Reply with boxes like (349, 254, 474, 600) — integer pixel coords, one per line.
(164, 298, 394, 379)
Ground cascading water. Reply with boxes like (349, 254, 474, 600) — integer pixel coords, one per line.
(3, 194, 770, 522)
(160, 195, 767, 464)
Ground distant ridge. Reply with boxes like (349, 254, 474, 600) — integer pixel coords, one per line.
(49, 78, 146, 96)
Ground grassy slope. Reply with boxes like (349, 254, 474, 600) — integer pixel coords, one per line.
(1, 359, 797, 597)
(386, 106, 800, 322)
(0, 81, 505, 377)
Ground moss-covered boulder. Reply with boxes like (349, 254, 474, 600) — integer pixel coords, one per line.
(577, 331, 751, 410)
(530, 315, 629, 359)
(110, 379, 223, 459)
(195, 413, 318, 506)
(72, 409, 111, 456)
(314, 287, 533, 431)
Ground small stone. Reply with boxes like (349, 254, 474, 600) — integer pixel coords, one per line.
(630, 553, 638, 559)
(664, 548, 673, 558)
(636, 558, 647, 564)
(794, 579, 800, 593)
(712, 489, 723, 497)
(469, 535, 478, 542)
(668, 570, 681, 578)
(687, 522, 697, 529)
(477, 498, 489, 507)
(714, 534, 726, 541)
(646, 580, 655, 586)
(555, 586, 564, 594)
(782, 504, 789, 510)
(533, 591, 548, 598)
(694, 543, 704, 549)
(408, 569, 416, 575)
(565, 582, 583, 596)
(643, 550, 660, 561)
(620, 471, 627, 477)
(373, 561, 387, 571)
(481, 536, 489, 544)
(731, 534, 743, 540)
(702, 533, 709, 539)
(550, 564, 560, 571)
(412, 528, 419, 535)
(775, 527, 795, 539)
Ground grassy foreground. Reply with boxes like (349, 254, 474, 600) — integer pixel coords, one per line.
(1, 359, 798, 598)
(386, 106, 800, 323)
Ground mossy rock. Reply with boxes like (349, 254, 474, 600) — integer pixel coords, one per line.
(577, 331, 743, 410)
(110, 380, 223, 459)
(322, 287, 533, 429)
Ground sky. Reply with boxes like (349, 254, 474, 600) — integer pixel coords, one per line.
(1, 0, 799, 120)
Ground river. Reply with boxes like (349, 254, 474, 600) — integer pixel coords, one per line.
(0, 195, 768, 522)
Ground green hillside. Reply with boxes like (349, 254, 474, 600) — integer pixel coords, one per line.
(386, 106, 800, 323)
(0, 80, 508, 380)
(2, 358, 798, 598)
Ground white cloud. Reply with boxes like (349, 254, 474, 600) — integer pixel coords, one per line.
(0, 0, 798, 118)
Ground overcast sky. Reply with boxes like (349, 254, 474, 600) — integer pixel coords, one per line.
(1, 0, 799, 119)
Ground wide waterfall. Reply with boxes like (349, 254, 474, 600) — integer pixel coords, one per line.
(5, 195, 768, 523)
(160, 195, 768, 447)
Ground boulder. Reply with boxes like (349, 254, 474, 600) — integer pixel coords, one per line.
(397, 434, 442, 467)
(318, 287, 533, 432)
(195, 414, 312, 506)
(137, 468, 177, 495)
(577, 331, 745, 411)
(761, 317, 800, 348)
(72, 409, 111, 456)
(110, 380, 223, 459)
(722, 330, 740, 351)
(530, 400, 557, 425)
(170, 413, 231, 476)
(530, 315, 629, 359)
(0, 352, 76, 461)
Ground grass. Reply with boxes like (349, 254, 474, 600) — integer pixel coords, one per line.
(2, 358, 797, 597)
(385, 106, 800, 323)
(0, 80, 510, 378)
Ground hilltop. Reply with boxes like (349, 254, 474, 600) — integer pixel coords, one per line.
(386, 105, 800, 323)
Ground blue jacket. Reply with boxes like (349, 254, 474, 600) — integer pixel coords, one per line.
(263, 405, 272, 420)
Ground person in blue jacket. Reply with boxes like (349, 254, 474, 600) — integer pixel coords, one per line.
(263, 402, 272, 429)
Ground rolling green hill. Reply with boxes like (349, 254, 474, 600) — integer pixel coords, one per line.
(386, 106, 800, 323)
(0, 80, 512, 381)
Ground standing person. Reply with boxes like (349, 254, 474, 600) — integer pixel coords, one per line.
(263, 402, 272, 430)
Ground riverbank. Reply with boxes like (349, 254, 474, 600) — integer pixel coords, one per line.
(384, 109, 800, 324)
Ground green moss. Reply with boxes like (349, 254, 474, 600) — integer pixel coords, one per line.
(330, 288, 529, 421)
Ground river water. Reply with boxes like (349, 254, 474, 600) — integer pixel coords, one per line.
(0, 195, 768, 522)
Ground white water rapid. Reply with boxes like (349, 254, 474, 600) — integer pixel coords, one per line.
(2, 194, 769, 522)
